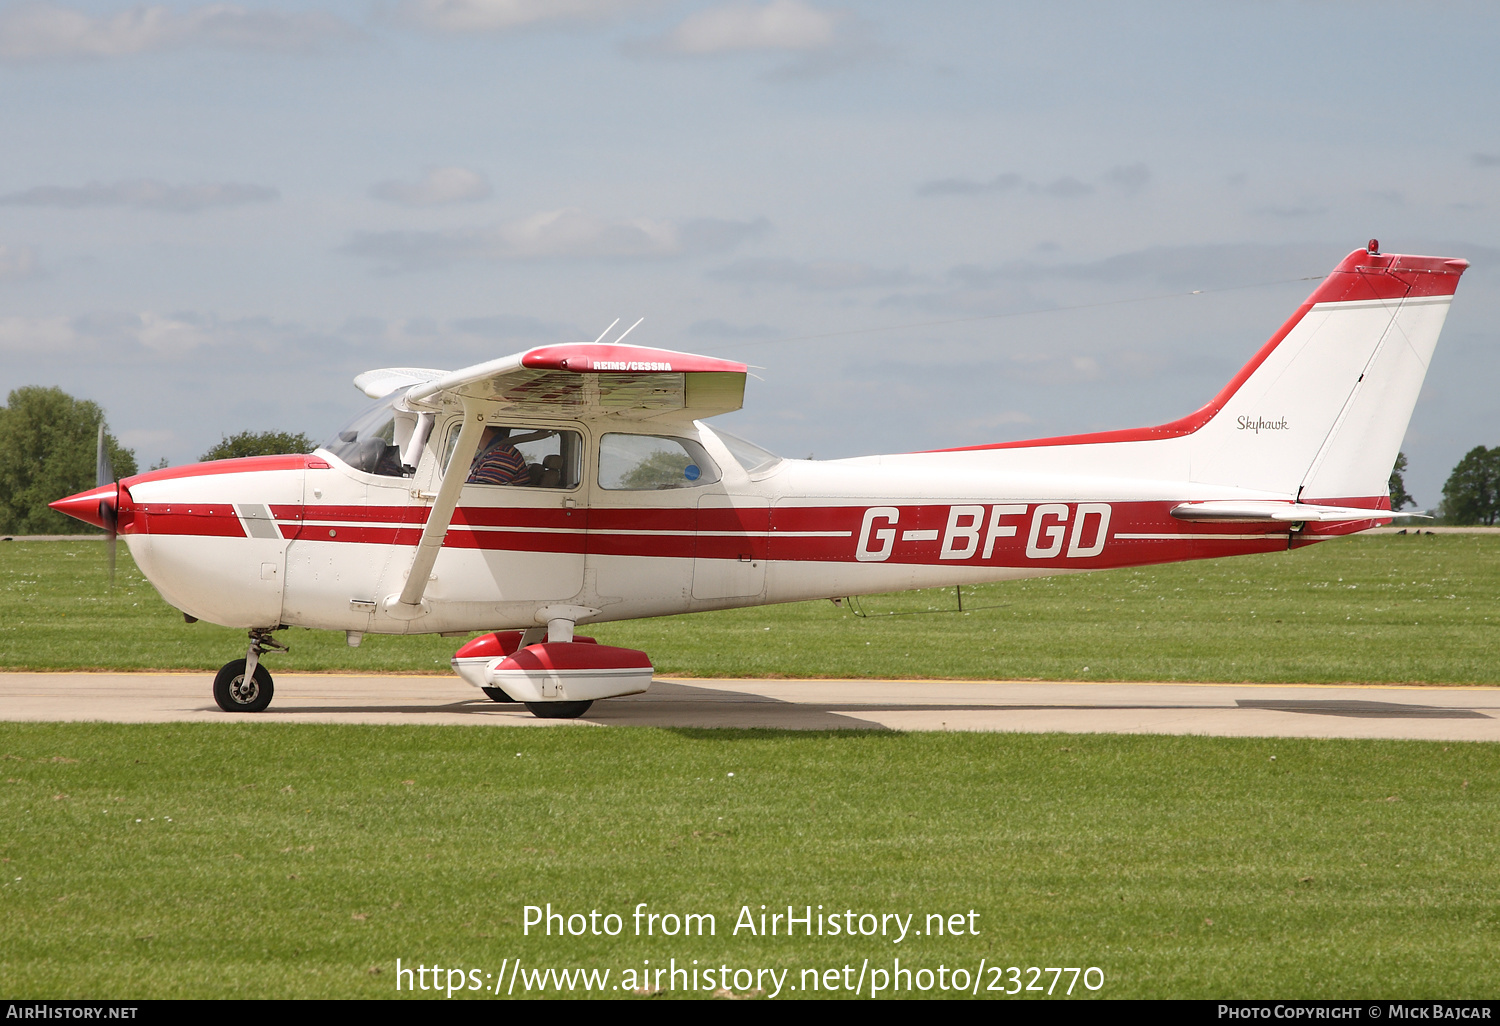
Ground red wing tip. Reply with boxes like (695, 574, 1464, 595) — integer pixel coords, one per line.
(521, 343, 748, 375)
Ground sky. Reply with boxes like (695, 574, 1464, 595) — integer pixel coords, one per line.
(1, 0, 1496, 507)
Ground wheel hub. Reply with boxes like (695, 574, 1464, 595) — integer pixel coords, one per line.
(229, 675, 259, 705)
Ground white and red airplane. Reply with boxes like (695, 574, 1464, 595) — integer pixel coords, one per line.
(51, 242, 1467, 718)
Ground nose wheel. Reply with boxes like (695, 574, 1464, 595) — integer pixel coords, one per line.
(213, 628, 287, 713)
(213, 659, 275, 712)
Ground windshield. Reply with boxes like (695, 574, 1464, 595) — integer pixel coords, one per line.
(709, 427, 781, 474)
(323, 394, 405, 477)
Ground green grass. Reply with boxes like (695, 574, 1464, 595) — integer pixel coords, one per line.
(0, 723, 1496, 998)
(4, 534, 1499, 683)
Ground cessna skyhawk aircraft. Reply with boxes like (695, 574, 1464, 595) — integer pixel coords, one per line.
(52, 243, 1468, 718)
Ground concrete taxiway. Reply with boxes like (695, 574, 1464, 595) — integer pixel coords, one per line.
(2, 672, 1498, 741)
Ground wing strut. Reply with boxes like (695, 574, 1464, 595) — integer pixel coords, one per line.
(383, 400, 485, 619)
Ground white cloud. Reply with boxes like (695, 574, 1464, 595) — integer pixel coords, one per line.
(688, 318, 780, 340)
(370, 166, 492, 207)
(0, 310, 308, 357)
(0, 2, 359, 60)
(710, 256, 918, 291)
(1105, 162, 1150, 194)
(116, 427, 177, 451)
(656, 0, 840, 54)
(0, 179, 278, 212)
(1039, 175, 1092, 199)
(343, 207, 769, 269)
(132, 311, 216, 355)
(916, 173, 1022, 198)
(0, 244, 39, 280)
(0, 314, 76, 352)
(917, 166, 1151, 200)
(396, 0, 645, 33)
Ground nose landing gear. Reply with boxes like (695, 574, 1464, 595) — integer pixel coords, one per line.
(213, 628, 287, 713)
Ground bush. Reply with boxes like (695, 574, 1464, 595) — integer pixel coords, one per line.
(0, 387, 136, 535)
(200, 431, 316, 462)
(1438, 446, 1500, 525)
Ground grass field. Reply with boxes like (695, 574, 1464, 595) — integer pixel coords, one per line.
(4, 539, 1499, 1000)
(3, 533, 1498, 683)
(1, 723, 1495, 999)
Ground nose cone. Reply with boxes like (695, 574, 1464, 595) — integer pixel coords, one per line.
(49, 483, 117, 530)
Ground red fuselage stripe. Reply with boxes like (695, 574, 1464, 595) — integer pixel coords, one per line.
(129, 498, 1389, 570)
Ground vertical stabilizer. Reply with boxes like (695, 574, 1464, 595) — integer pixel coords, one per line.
(1184, 246, 1466, 501)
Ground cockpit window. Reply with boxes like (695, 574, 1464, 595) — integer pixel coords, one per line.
(598, 433, 720, 490)
(709, 427, 781, 474)
(323, 393, 405, 477)
(440, 423, 584, 490)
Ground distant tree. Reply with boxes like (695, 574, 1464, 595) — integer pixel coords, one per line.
(1388, 451, 1415, 511)
(1438, 446, 1500, 525)
(0, 386, 137, 535)
(622, 450, 695, 489)
(200, 430, 316, 462)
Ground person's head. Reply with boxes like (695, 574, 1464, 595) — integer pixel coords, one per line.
(479, 425, 510, 447)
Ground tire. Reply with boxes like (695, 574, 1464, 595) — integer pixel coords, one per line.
(481, 686, 518, 703)
(524, 700, 593, 719)
(213, 659, 274, 713)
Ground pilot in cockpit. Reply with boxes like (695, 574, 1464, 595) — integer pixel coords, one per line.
(467, 426, 530, 486)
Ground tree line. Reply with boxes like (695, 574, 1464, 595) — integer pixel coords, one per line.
(0, 387, 312, 534)
(2, 385, 1498, 533)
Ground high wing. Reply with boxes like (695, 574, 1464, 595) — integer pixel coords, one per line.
(358, 343, 748, 421)
(355, 343, 749, 618)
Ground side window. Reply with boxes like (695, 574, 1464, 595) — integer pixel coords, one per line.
(442, 423, 583, 489)
(598, 434, 720, 490)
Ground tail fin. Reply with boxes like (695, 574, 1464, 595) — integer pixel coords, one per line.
(1184, 244, 1467, 502)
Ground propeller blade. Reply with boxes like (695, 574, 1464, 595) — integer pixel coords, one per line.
(96, 423, 114, 489)
(96, 422, 117, 590)
(100, 496, 117, 591)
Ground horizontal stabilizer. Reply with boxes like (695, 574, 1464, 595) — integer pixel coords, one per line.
(1170, 501, 1416, 523)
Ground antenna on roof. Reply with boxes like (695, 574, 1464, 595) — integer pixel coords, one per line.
(592, 318, 621, 344)
(611, 317, 645, 346)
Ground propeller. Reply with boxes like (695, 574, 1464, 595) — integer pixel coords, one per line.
(96, 423, 117, 589)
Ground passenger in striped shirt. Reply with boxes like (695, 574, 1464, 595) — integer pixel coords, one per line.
(468, 427, 530, 486)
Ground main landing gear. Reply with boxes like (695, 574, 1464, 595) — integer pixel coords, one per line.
(450, 621, 653, 719)
(213, 628, 286, 713)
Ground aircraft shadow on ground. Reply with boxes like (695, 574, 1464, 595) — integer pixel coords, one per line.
(1235, 699, 1491, 719)
(245, 683, 1494, 727)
